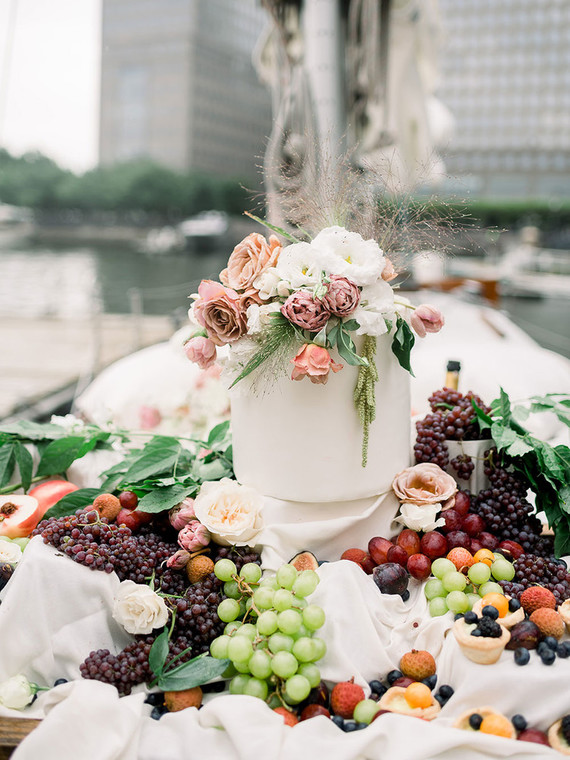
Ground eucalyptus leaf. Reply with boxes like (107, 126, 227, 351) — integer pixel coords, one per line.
(36, 436, 86, 478)
(137, 484, 197, 514)
(156, 656, 230, 692)
(14, 443, 33, 492)
(148, 629, 169, 677)
(43, 488, 104, 520)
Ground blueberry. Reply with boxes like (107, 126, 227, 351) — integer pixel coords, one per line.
(464, 611, 478, 625)
(540, 648, 556, 666)
(400, 589, 410, 602)
(514, 647, 530, 666)
(202, 681, 226, 694)
(482, 605, 499, 620)
(469, 713, 483, 730)
(557, 644, 569, 659)
(53, 678, 68, 687)
(145, 692, 165, 706)
(454, 613, 464, 621)
(435, 694, 446, 707)
(512, 714, 527, 732)
(343, 721, 358, 732)
(422, 675, 437, 691)
(470, 629, 482, 637)
(537, 642, 549, 655)
(369, 680, 387, 697)
(150, 706, 164, 720)
(544, 636, 559, 651)
(355, 722, 368, 731)
(438, 685, 454, 700)
(508, 598, 521, 612)
(332, 715, 344, 729)
(387, 670, 403, 685)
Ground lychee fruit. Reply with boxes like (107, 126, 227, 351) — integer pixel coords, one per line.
(92, 493, 122, 521)
(399, 650, 436, 681)
(164, 686, 202, 712)
(341, 548, 367, 565)
(520, 586, 557, 615)
(529, 608, 565, 640)
(273, 706, 299, 726)
(186, 555, 214, 584)
(330, 678, 365, 719)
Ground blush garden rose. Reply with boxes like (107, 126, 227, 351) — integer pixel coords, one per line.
(112, 580, 169, 635)
(193, 478, 263, 546)
(392, 462, 457, 511)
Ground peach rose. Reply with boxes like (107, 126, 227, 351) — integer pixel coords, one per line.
(193, 280, 246, 346)
(410, 304, 445, 338)
(184, 335, 217, 369)
(291, 343, 343, 385)
(381, 257, 397, 282)
(239, 287, 264, 312)
(392, 463, 457, 510)
(224, 233, 281, 291)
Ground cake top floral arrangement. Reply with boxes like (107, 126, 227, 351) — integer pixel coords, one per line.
(185, 220, 444, 464)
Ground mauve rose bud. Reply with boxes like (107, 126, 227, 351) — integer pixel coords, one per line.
(178, 520, 211, 552)
(322, 275, 360, 316)
(184, 335, 217, 369)
(410, 304, 445, 338)
(169, 498, 196, 531)
(166, 550, 191, 569)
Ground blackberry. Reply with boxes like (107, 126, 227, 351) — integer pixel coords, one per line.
(475, 617, 502, 638)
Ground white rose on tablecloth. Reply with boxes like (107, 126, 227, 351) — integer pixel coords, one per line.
(0, 539, 22, 565)
(112, 580, 169, 635)
(353, 279, 396, 336)
(0, 674, 35, 710)
(394, 502, 446, 532)
(193, 478, 263, 546)
(311, 226, 385, 286)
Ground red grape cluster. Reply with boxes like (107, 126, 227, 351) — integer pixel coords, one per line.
(414, 388, 491, 479)
(501, 554, 570, 605)
(80, 637, 154, 696)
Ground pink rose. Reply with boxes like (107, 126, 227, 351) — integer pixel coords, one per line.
(178, 520, 211, 551)
(323, 275, 360, 316)
(291, 343, 343, 385)
(169, 498, 196, 531)
(139, 405, 162, 430)
(392, 463, 457, 510)
(184, 336, 217, 369)
(381, 257, 397, 282)
(281, 291, 331, 332)
(193, 280, 246, 346)
(239, 287, 264, 312)
(166, 549, 191, 569)
(410, 304, 445, 338)
(223, 233, 281, 291)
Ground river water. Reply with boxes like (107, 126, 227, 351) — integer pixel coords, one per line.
(0, 238, 569, 358)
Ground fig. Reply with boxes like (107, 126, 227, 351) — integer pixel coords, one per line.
(506, 620, 541, 651)
(373, 563, 408, 596)
(290, 551, 319, 572)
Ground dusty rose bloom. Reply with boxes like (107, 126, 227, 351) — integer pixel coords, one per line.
(323, 275, 360, 316)
(178, 520, 211, 551)
(193, 280, 246, 346)
(166, 550, 191, 569)
(139, 405, 162, 430)
(291, 343, 343, 384)
(184, 335, 217, 369)
(381, 257, 398, 282)
(392, 462, 457, 510)
(239, 287, 264, 312)
(169, 498, 196, 531)
(224, 233, 281, 291)
(410, 304, 445, 338)
(281, 291, 330, 332)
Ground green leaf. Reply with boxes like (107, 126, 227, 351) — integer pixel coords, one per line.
(471, 399, 493, 431)
(555, 524, 570, 557)
(207, 421, 230, 448)
(137, 483, 197, 514)
(336, 327, 368, 367)
(0, 444, 15, 488)
(14, 443, 33, 492)
(36, 436, 86, 478)
(498, 387, 512, 424)
(530, 394, 570, 429)
(326, 323, 340, 348)
(243, 212, 300, 243)
(313, 325, 327, 348)
(43, 488, 104, 520)
(191, 459, 231, 482)
(156, 656, 230, 692)
(0, 420, 65, 441)
(491, 423, 533, 459)
(341, 319, 359, 332)
(148, 630, 169, 677)
(123, 437, 182, 483)
(391, 316, 415, 376)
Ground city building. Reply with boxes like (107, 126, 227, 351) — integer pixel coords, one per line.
(437, 0, 570, 198)
(99, 0, 272, 182)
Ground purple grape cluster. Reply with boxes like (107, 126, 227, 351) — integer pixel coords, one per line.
(450, 454, 475, 480)
(80, 637, 154, 696)
(501, 554, 570, 606)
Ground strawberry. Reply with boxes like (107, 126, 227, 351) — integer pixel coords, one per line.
(330, 678, 365, 719)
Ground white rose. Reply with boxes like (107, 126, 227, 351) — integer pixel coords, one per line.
(112, 580, 169, 635)
(246, 302, 282, 335)
(0, 538, 22, 565)
(275, 241, 322, 289)
(193, 478, 263, 546)
(311, 226, 385, 286)
(353, 279, 396, 336)
(0, 675, 35, 710)
(253, 267, 282, 300)
(394, 502, 446, 532)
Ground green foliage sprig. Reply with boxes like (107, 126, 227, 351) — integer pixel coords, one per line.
(148, 628, 229, 691)
(354, 336, 379, 467)
(229, 314, 299, 388)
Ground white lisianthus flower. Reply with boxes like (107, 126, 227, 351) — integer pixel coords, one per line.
(253, 267, 282, 300)
(394, 502, 446, 533)
(112, 580, 169, 635)
(193, 478, 263, 546)
(0, 538, 22, 565)
(352, 279, 396, 336)
(275, 241, 323, 289)
(246, 302, 282, 335)
(0, 675, 35, 710)
(50, 413, 85, 433)
(311, 226, 385, 286)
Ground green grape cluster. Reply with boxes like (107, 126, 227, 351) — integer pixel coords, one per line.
(210, 559, 326, 705)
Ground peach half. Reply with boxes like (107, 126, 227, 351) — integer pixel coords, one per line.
(0, 495, 43, 538)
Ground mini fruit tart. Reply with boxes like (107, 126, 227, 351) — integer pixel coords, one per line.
(453, 618, 511, 664)
(471, 597, 524, 630)
(454, 707, 516, 739)
(378, 686, 441, 720)
(548, 716, 570, 756)
(558, 600, 570, 634)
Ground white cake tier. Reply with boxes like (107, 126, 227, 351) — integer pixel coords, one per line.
(231, 334, 411, 502)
